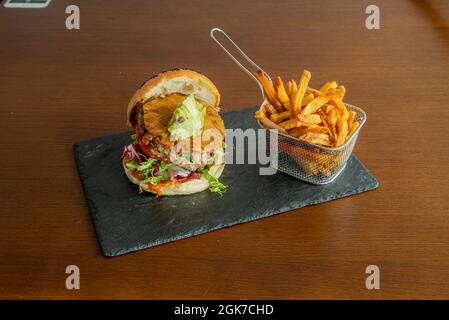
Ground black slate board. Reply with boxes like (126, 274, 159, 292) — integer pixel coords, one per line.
(74, 107, 378, 257)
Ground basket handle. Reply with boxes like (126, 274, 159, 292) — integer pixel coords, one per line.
(210, 27, 271, 100)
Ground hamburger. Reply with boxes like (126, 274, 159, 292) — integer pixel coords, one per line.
(122, 69, 227, 196)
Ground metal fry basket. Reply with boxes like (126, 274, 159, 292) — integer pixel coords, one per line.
(210, 28, 367, 184)
(260, 100, 366, 184)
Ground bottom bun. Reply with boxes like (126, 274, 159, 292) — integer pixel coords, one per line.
(122, 159, 224, 196)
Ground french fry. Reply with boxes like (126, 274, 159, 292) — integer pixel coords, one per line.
(254, 71, 284, 112)
(275, 76, 291, 111)
(265, 103, 278, 115)
(259, 117, 288, 133)
(323, 103, 336, 114)
(327, 108, 338, 126)
(320, 81, 337, 93)
(301, 124, 331, 134)
(286, 80, 292, 99)
(292, 70, 311, 119)
(260, 99, 276, 116)
(301, 92, 314, 107)
(348, 121, 359, 138)
(331, 86, 347, 114)
(337, 110, 349, 130)
(288, 126, 308, 138)
(289, 126, 330, 139)
(307, 87, 321, 97)
(254, 110, 266, 121)
(336, 112, 349, 146)
(270, 111, 290, 124)
(329, 85, 346, 101)
(299, 132, 333, 147)
(256, 109, 288, 133)
(347, 110, 356, 129)
(336, 122, 348, 146)
(301, 95, 329, 115)
(279, 118, 300, 130)
(297, 114, 322, 125)
(302, 86, 345, 115)
(317, 109, 335, 143)
(290, 80, 298, 99)
(327, 108, 338, 144)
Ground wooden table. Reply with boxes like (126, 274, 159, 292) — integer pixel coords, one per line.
(1, 0, 448, 299)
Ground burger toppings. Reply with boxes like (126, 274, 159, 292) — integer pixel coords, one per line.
(123, 142, 172, 184)
(168, 94, 206, 141)
(122, 138, 227, 195)
(124, 69, 227, 196)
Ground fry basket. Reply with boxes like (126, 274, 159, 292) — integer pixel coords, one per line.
(210, 28, 367, 184)
(259, 99, 366, 184)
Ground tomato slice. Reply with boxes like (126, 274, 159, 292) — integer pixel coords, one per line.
(135, 125, 163, 160)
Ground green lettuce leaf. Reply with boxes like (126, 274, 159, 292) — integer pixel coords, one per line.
(146, 175, 164, 185)
(125, 160, 139, 170)
(198, 168, 227, 196)
(127, 158, 171, 181)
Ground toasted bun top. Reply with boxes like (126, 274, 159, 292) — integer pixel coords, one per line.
(127, 69, 220, 127)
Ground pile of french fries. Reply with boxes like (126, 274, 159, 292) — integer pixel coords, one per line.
(254, 70, 359, 148)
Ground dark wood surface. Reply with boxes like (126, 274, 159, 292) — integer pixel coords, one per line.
(0, 0, 448, 299)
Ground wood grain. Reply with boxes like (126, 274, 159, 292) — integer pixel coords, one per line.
(0, 0, 448, 299)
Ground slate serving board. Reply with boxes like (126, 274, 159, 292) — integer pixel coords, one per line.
(74, 107, 378, 257)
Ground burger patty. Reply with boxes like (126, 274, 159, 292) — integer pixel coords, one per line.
(137, 93, 225, 168)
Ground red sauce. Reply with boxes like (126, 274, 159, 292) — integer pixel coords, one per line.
(146, 180, 176, 197)
(147, 177, 198, 197)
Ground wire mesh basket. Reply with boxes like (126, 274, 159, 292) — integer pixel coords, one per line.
(210, 27, 367, 184)
(258, 99, 366, 184)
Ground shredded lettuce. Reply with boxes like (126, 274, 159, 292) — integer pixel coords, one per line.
(136, 159, 155, 179)
(198, 168, 227, 196)
(137, 159, 155, 170)
(125, 160, 139, 170)
(145, 162, 171, 185)
(146, 175, 164, 185)
(159, 161, 172, 172)
(126, 158, 171, 181)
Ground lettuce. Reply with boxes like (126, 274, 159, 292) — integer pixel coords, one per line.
(126, 158, 171, 181)
(125, 160, 139, 170)
(198, 168, 227, 196)
(146, 175, 164, 185)
(136, 159, 155, 179)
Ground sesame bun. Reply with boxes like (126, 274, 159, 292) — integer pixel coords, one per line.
(127, 69, 220, 127)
